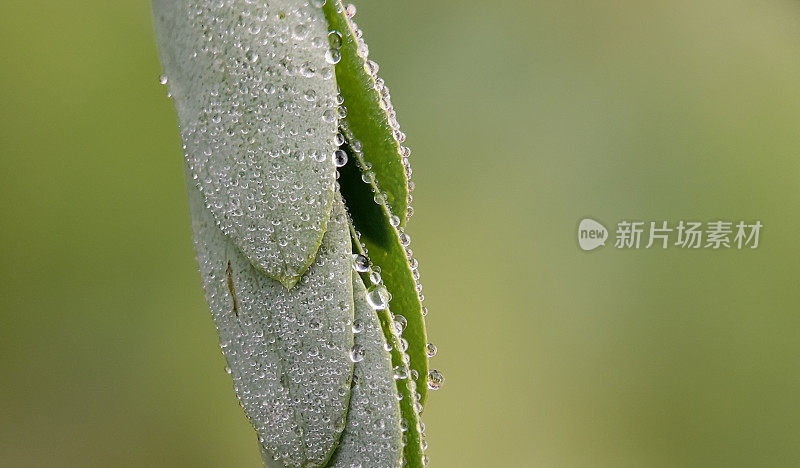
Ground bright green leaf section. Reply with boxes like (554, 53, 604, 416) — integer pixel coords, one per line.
(326, 271, 403, 468)
(154, 0, 340, 288)
(187, 178, 355, 468)
(323, 0, 411, 225)
(348, 226, 427, 468)
(337, 128, 430, 405)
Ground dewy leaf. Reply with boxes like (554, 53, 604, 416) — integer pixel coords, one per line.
(323, 0, 412, 226)
(325, 271, 403, 468)
(349, 228, 427, 468)
(187, 177, 355, 468)
(337, 127, 431, 406)
(154, 0, 340, 288)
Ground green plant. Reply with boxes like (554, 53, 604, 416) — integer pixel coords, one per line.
(152, 1, 440, 466)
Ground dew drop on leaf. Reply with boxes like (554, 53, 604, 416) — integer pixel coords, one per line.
(350, 344, 365, 363)
(366, 285, 388, 310)
(393, 314, 407, 332)
(333, 149, 348, 167)
(427, 370, 444, 391)
(325, 49, 342, 64)
(425, 343, 437, 358)
(352, 254, 369, 272)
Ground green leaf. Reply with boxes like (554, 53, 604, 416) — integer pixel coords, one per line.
(337, 127, 431, 406)
(348, 226, 428, 468)
(322, 0, 411, 226)
(154, 0, 340, 288)
(187, 179, 355, 468)
(325, 271, 403, 468)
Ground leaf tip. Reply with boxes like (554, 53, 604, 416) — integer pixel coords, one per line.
(278, 274, 302, 290)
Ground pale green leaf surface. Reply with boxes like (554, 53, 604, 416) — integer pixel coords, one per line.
(154, 0, 340, 287)
(337, 128, 430, 405)
(349, 227, 427, 468)
(323, 0, 411, 225)
(326, 271, 403, 468)
(187, 178, 355, 468)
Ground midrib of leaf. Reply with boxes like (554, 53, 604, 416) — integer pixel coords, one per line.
(348, 224, 427, 468)
(322, 0, 411, 226)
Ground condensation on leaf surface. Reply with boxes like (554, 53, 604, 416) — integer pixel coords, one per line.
(322, 0, 414, 226)
(326, 272, 403, 468)
(348, 228, 428, 468)
(153, 0, 340, 287)
(336, 127, 432, 406)
(187, 178, 355, 468)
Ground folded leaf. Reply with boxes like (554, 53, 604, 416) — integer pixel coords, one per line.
(337, 127, 430, 406)
(325, 271, 403, 468)
(323, 0, 411, 226)
(187, 178, 355, 468)
(349, 227, 427, 468)
(154, 0, 340, 287)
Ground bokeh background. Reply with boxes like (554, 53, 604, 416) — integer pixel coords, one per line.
(3, 0, 800, 466)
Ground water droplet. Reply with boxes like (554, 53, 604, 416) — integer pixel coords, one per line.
(357, 42, 369, 59)
(368, 270, 382, 285)
(328, 30, 342, 49)
(245, 49, 259, 63)
(352, 319, 364, 333)
(426, 342, 437, 357)
(292, 24, 309, 41)
(352, 254, 369, 272)
(350, 344, 365, 362)
(159, 74, 168, 85)
(427, 369, 444, 390)
(398, 338, 408, 352)
(322, 108, 337, 123)
(333, 149, 348, 167)
(394, 314, 407, 332)
(300, 61, 316, 77)
(366, 286, 388, 310)
(334, 132, 345, 146)
(325, 49, 341, 64)
(364, 59, 379, 76)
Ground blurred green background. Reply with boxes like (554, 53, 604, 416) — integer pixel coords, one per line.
(2, 0, 800, 466)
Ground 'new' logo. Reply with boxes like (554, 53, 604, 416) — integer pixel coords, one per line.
(578, 218, 608, 251)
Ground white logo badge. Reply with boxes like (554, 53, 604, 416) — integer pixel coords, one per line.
(578, 218, 608, 251)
